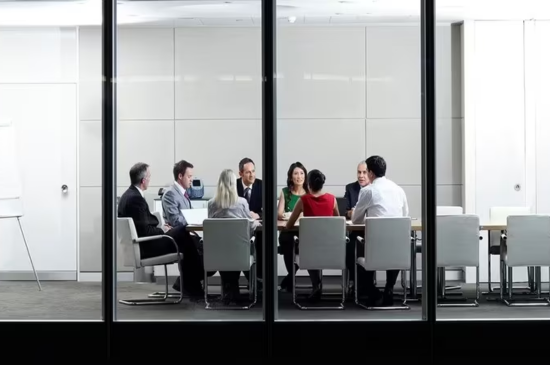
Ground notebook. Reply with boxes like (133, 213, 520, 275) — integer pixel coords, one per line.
(181, 208, 208, 225)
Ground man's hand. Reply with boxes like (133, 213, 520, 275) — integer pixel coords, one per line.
(162, 224, 172, 233)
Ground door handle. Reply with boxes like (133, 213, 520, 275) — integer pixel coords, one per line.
(61, 184, 68, 193)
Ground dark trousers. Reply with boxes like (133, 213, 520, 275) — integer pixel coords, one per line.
(279, 231, 321, 287)
(346, 232, 400, 295)
(139, 225, 204, 292)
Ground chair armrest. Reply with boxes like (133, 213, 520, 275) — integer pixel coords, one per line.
(293, 236, 299, 244)
(346, 237, 350, 243)
(250, 236, 256, 244)
(501, 233, 507, 240)
(135, 235, 180, 255)
(356, 236, 364, 244)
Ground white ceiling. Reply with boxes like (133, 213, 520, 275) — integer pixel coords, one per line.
(0, 0, 549, 27)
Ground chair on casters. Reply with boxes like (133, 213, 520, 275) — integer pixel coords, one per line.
(291, 217, 348, 310)
(437, 215, 480, 307)
(202, 218, 257, 310)
(117, 217, 184, 305)
(356, 217, 411, 310)
(0, 198, 41, 291)
(500, 215, 550, 307)
(484, 207, 533, 296)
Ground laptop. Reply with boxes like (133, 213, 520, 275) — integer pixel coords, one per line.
(181, 208, 208, 225)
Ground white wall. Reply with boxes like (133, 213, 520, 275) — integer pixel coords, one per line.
(463, 20, 550, 283)
(77, 25, 463, 272)
(0, 28, 78, 278)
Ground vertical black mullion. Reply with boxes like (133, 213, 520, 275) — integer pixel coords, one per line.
(420, 0, 436, 351)
(261, 0, 277, 356)
(101, 0, 116, 353)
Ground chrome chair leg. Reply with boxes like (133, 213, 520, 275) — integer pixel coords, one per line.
(119, 264, 184, 305)
(504, 266, 550, 307)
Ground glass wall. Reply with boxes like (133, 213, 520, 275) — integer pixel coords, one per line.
(0, 0, 102, 320)
(275, 0, 425, 320)
(114, 0, 264, 321)
(436, 0, 550, 320)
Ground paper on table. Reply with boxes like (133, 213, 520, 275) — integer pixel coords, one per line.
(181, 208, 208, 225)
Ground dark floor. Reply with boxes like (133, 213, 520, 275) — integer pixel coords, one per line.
(0, 278, 549, 320)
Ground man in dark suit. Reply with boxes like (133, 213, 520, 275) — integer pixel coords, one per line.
(236, 157, 263, 285)
(344, 160, 370, 295)
(118, 162, 204, 299)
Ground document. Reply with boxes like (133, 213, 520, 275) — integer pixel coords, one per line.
(181, 208, 208, 225)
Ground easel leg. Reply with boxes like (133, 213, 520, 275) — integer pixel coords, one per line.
(17, 217, 42, 291)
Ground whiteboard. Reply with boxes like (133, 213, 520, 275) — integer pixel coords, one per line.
(0, 119, 22, 200)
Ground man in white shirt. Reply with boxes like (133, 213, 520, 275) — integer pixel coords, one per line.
(350, 155, 409, 306)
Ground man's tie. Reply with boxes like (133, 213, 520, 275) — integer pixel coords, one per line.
(184, 191, 192, 208)
(244, 187, 251, 203)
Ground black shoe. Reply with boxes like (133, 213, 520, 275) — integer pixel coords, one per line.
(365, 288, 383, 307)
(307, 285, 322, 302)
(279, 275, 293, 292)
(172, 277, 181, 292)
(382, 288, 394, 307)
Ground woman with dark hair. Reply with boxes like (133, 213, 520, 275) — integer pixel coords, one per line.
(285, 169, 339, 301)
(277, 162, 308, 292)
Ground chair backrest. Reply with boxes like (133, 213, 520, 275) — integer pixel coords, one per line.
(336, 197, 348, 217)
(298, 217, 347, 270)
(116, 218, 142, 268)
(0, 198, 23, 218)
(363, 217, 411, 271)
(506, 215, 550, 266)
(203, 218, 251, 272)
(437, 215, 480, 267)
(489, 206, 531, 247)
(437, 206, 463, 215)
(152, 211, 165, 228)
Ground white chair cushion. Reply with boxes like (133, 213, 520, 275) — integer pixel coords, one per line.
(203, 218, 252, 272)
(437, 215, 480, 267)
(362, 217, 412, 271)
(298, 217, 347, 270)
(141, 253, 182, 267)
(506, 215, 550, 267)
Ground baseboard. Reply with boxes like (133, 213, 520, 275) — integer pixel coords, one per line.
(78, 272, 134, 282)
(0, 271, 76, 280)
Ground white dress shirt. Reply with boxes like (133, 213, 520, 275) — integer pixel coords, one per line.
(351, 176, 409, 224)
(175, 181, 187, 197)
(134, 185, 145, 198)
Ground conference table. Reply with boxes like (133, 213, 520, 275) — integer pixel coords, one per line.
(187, 219, 506, 299)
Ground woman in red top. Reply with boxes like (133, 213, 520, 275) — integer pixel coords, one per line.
(286, 169, 340, 300)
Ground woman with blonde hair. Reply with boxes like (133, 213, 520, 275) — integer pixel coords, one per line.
(208, 169, 260, 304)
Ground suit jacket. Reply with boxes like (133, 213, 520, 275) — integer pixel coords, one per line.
(161, 182, 192, 228)
(118, 185, 163, 238)
(344, 181, 362, 212)
(236, 178, 263, 217)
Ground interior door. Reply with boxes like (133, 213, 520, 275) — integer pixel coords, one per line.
(0, 84, 77, 275)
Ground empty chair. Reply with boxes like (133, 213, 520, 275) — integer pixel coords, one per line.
(291, 217, 347, 310)
(202, 218, 257, 310)
(501, 215, 550, 306)
(117, 217, 183, 305)
(486, 207, 532, 295)
(437, 215, 480, 307)
(436, 206, 464, 293)
(356, 217, 411, 310)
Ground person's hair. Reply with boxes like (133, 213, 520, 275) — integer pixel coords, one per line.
(239, 157, 255, 172)
(286, 162, 309, 193)
(307, 169, 326, 193)
(173, 160, 194, 181)
(129, 162, 149, 186)
(365, 155, 387, 178)
(213, 169, 239, 209)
